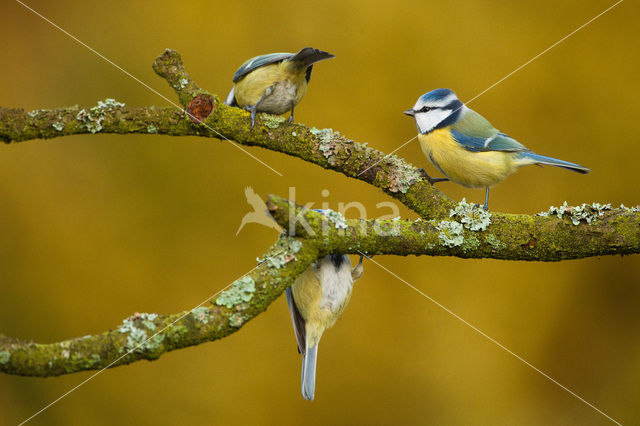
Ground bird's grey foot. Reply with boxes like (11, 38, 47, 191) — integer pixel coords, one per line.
(429, 177, 450, 184)
(418, 168, 449, 185)
(242, 105, 259, 127)
(288, 104, 295, 123)
(483, 187, 490, 211)
(245, 86, 274, 128)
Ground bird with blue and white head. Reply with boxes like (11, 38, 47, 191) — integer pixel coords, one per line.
(404, 88, 590, 210)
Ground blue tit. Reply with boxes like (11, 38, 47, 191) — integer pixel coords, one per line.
(225, 47, 334, 127)
(404, 88, 590, 210)
(286, 254, 364, 401)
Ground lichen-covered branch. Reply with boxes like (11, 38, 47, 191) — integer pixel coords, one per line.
(1, 49, 455, 220)
(266, 195, 640, 261)
(0, 236, 318, 377)
(1, 49, 639, 378)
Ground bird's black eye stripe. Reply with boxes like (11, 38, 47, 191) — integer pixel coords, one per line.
(420, 106, 432, 112)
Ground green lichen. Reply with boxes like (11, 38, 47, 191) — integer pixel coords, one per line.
(485, 234, 506, 251)
(147, 124, 158, 133)
(117, 313, 162, 353)
(164, 323, 188, 344)
(436, 220, 464, 247)
(191, 306, 212, 324)
(450, 198, 492, 231)
(215, 276, 256, 308)
(461, 235, 480, 252)
(257, 236, 304, 269)
(310, 127, 334, 142)
(262, 114, 286, 129)
(538, 201, 612, 225)
(385, 154, 422, 194)
(317, 209, 348, 230)
(229, 313, 247, 328)
(0, 350, 10, 364)
(90, 353, 101, 364)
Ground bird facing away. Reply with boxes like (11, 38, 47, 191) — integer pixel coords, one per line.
(286, 254, 364, 401)
(404, 88, 590, 210)
(225, 47, 334, 127)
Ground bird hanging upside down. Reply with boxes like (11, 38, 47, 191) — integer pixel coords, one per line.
(286, 254, 364, 401)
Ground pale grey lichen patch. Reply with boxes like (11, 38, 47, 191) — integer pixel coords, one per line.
(216, 276, 256, 308)
(117, 312, 163, 353)
(90, 353, 101, 364)
(96, 98, 125, 110)
(191, 306, 212, 324)
(262, 114, 286, 129)
(76, 98, 125, 133)
(618, 204, 640, 212)
(27, 109, 44, 118)
(147, 124, 158, 134)
(0, 350, 11, 364)
(316, 209, 348, 229)
(140, 313, 158, 331)
(310, 127, 334, 142)
(450, 198, 492, 231)
(485, 234, 506, 251)
(436, 221, 464, 247)
(52, 120, 65, 131)
(385, 154, 422, 194)
(229, 313, 247, 328)
(76, 109, 103, 133)
(257, 235, 303, 269)
(291, 131, 297, 137)
(179, 78, 188, 89)
(538, 201, 612, 225)
(311, 127, 339, 164)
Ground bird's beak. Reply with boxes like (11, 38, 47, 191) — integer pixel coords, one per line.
(403, 109, 415, 117)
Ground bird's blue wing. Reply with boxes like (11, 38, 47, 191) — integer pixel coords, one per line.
(232, 52, 294, 83)
(450, 107, 529, 152)
(451, 130, 529, 153)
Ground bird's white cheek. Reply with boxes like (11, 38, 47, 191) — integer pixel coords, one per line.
(415, 109, 452, 134)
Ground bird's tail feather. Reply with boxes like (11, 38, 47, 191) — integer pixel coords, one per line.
(519, 152, 590, 174)
(301, 344, 318, 401)
(290, 47, 334, 67)
(224, 87, 237, 106)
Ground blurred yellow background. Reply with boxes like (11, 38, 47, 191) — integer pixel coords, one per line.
(1, 0, 639, 424)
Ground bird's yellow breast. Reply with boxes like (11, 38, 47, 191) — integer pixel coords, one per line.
(291, 266, 351, 348)
(233, 62, 308, 112)
(419, 128, 518, 188)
